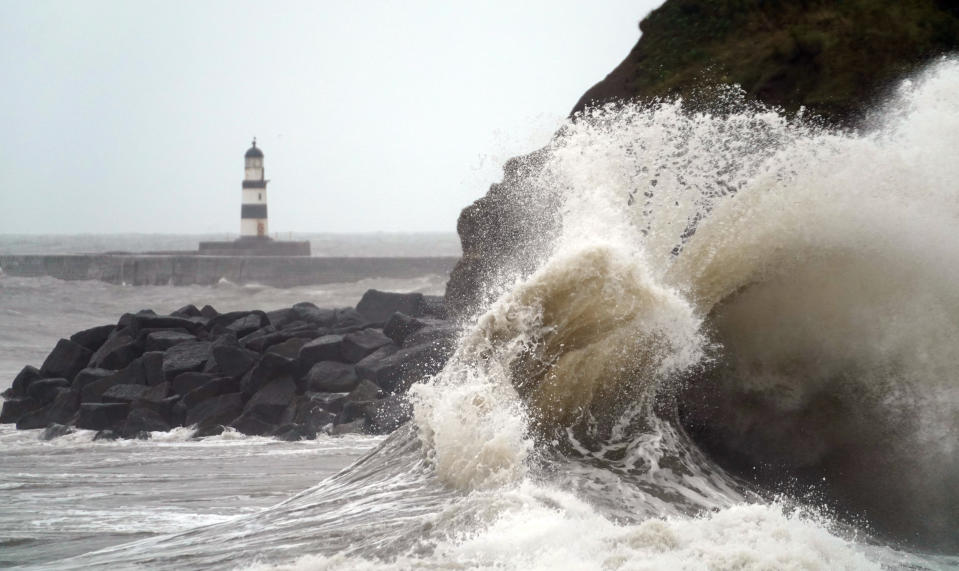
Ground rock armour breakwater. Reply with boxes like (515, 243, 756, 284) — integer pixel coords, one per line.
(0, 254, 458, 288)
(0, 289, 456, 440)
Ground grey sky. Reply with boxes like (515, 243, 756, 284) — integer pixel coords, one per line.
(0, 1, 660, 235)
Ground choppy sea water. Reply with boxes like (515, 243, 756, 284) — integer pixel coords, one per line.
(5, 60, 959, 570)
(0, 244, 447, 568)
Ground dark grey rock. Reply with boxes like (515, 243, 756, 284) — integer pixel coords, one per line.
(226, 313, 267, 338)
(200, 305, 218, 319)
(334, 307, 368, 329)
(171, 304, 201, 318)
(356, 343, 447, 393)
(240, 352, 294, 396)
(210, 339, 258, 379)
(304, 362, 360, 393)
(172, 372, 218, 396)
(27, 378, 71, 404)
(402, 322, 458, 350)
(299, 334, 346, 367)
(341, 329, 393, 363)
(72, 368, 115, 392)
(266, 307, 297, 329)
(40, 339, 93, 382)
(141, 352, 166, 386)
(347, 379, 381, 403)
(292, 302, 336, 327)
(383, 313, 428, 345)
(16, 388, 79, 429)
(162, 341, 211, 380)
(356, 289, 425, 323)
(231, 414, 276, 436)
(243, 378, 297, 423)
(185, 392, 243, 431)
(89, 332, 140, 370)
(181, 377, 239, 408)
(0, 397, 43, 424)
(80, 375, 123, 403)
(69, 324, 115, 352)
(145, 330, 197, 353)
(122, 407, 171, 436)
(290, 396, 338, 431)
(101, 384, 152, 404)
(366, 395, 413, 434)
(419, 295, 448, 319)
(126, 314, 203, 335)
(42, 423, 75, 440)
(10, 365, 43, 397)
(265, 337, 309, 360)
(77, 402, 130, 431)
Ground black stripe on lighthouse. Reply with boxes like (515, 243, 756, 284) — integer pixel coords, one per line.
(241, 204, 267, 218)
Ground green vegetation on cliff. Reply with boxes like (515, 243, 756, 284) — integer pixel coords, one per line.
(573, 0, 959, 124)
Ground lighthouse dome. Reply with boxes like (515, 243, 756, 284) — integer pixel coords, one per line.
(245, 139, 264, 158)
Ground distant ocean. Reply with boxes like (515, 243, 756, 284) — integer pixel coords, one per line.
(0, 232, 462, 257)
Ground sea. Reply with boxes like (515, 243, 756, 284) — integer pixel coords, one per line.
(2, 60, 959, 570)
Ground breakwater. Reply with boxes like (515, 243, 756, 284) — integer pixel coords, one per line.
(0, 254, 458, 288)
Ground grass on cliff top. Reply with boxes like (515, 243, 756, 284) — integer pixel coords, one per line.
(588, 0, 959, 124)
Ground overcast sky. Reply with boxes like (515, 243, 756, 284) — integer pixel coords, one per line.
(0, 1, 660, 235)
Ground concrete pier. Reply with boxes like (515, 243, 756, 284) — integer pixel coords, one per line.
(0, 254, 457, 288)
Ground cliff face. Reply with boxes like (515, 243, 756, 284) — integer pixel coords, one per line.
(445, 0, 959, 316)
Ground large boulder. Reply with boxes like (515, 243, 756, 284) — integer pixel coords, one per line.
(355, 343, 446, 393)
(76, 402, 130, 431)
(225, 313, 268, 338)
(101, 384, 153, 404)
(172, 372, 219, 396)
(298, 335, 346, 367)
(341, 329, 393, 363)
(145, 330, 197, 353)
(88, 331, 141, 370)
(9, 365, 42, 397)
(185, 392, 243, 433)
(161, 341, 211, 380)
(209, 336, 258, 378)
(303, 361, 360, 393)
(0, 397, 43, 424)
(181, 377, 239, 408)
(72, 368, 115, 392)
(40, 339, 93, 382)
(265, 337, 309, 360)
(240, 352, 294, 396)
(241, 378, 297, 424)
(342, 395, 412, 434)
(122, 407, 171, 437)
(383, 313, 429, 346)
(16, 388, 79, 429)
(291, 302, 336, 327)
(356, 290, 425, 323)
(27, 378, 71, 404)
(69, 324, 115, 352)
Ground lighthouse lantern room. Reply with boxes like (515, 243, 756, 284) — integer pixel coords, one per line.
(241, 138, 268, 238)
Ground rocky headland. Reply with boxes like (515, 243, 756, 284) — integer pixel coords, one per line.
(0, 290, 454, 440)
(445, 0, 959, 316)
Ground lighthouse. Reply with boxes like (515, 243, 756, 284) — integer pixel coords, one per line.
(196, 139, 309, 256)
(241, 138, 268, 238)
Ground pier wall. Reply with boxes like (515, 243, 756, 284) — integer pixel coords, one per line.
(0, 255, 458, 288)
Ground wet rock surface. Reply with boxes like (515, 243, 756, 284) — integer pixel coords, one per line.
(1, 289, 454, 439)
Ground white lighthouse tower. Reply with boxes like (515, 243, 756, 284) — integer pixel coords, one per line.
(196, 139, 309, 255)
(241, 138, 268, 238)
